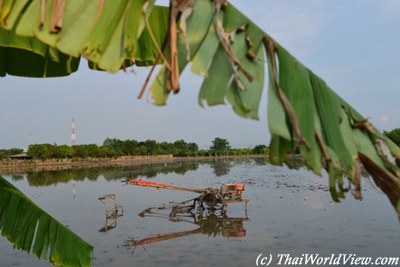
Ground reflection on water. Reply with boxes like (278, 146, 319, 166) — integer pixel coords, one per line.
(1, 160, 209, 187)
(126, 212, 249, 253)
(98, 194, 124, 232)
(209, 159, 233, 176)
(1, 157, 399, 267)
(1, 158, 268, 187)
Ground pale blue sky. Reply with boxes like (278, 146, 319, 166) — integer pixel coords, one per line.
(1, 1, 400, 149)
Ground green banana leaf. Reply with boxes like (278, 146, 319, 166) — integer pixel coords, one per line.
(0, 27, 79, 77)
(0, 0, 399, 220)
(0, 176, 93, 267)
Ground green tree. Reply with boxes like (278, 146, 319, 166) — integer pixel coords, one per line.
(210, 137, 231, 155)
(173, 139, 199, 157)
(0, 148, 24, 159)
(122, 139, 139, 155)
(252, 145, 269, 155)
(27, 144, 55, 160)
(144, 139, 158, 155)
(99, 146, 117, 158)
(72, 145, 88, 158)
(159, 141, 173, 155)
(85, 144, 100, 158)
(54, 144, 75, 159)
(102, 138, 123, 157)
(0, 150, 6, 160)
(187, 142, 199, 156)
(384, 128, 400, 147)
(197, 149, 208, 157)
(7, 148, 24, 155)
(139, 145, 148, 155)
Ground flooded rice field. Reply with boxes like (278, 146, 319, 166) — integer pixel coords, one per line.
(1, 157, 399, 267)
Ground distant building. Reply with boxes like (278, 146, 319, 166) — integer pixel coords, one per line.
(8, 153, 32, 160)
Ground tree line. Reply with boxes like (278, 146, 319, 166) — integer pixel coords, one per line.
(3, 127, 397, 161)
(384, 128, 400, 147)
(0, 148, 24, 160)
(1, 137, 269, 160)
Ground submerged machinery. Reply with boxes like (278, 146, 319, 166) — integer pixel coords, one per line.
(124, 178, 249, 216)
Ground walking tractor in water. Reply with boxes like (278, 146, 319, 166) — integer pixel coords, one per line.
(124, 178, 249, 217)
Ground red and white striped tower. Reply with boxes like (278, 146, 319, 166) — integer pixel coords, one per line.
(71, 117, 76, 146)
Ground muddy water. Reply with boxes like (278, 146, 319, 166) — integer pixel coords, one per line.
(1, 158, 399, 267)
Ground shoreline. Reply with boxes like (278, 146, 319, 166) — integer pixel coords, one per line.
(0, 154, 268, 173)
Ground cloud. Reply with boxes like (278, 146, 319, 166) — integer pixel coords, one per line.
(380, 115, 389, 126)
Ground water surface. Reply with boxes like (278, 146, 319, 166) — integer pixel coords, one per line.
(1, 158, 399, 266)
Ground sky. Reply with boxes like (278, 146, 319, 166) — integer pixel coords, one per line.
(1, 0, 400, 149)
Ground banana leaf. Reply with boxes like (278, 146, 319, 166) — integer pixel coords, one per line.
(0, 27, 79, 77)
(0, 176, 93, 267)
